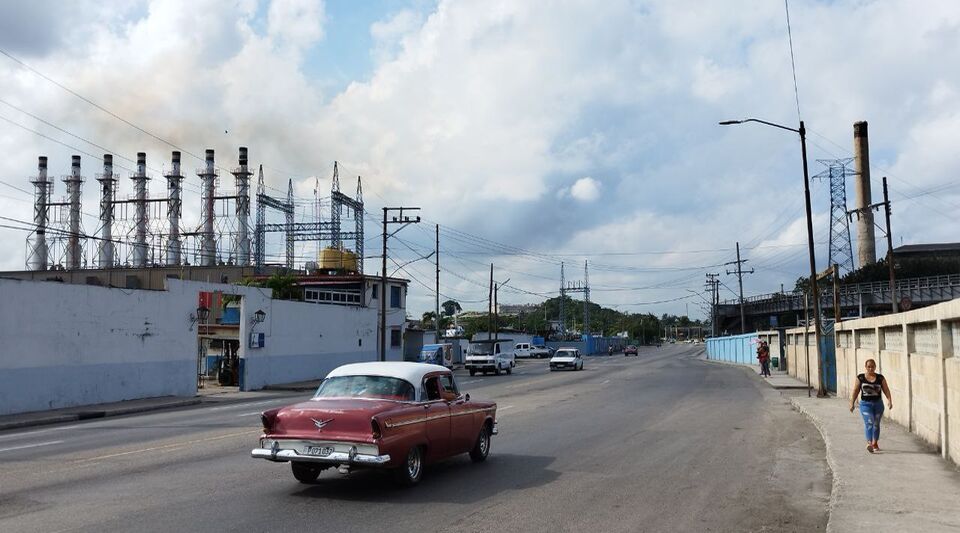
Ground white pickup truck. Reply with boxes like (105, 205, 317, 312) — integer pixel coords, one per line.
(514, 342, 552, 359)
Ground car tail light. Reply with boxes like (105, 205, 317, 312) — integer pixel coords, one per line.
(261, 408, 280, 433)
(371, 418, 382, 440)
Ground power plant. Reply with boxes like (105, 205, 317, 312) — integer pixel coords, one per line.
(21, 148, 364, 274)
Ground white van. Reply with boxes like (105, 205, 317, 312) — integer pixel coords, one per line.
(515, 342, 550, 359)
(465, 339, 515, 376)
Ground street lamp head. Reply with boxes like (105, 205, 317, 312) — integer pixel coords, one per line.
(718, 120, 743, 126)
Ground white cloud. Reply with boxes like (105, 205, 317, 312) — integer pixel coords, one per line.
(569, 177, 601, 202)
(2, 0, 960, 317)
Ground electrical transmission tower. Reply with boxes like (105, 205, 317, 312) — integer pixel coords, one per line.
(562, 260, 591, 336)
(814, 158, 856, 276)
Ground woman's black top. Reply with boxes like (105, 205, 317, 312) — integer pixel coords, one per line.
(857, 373, 884, 402)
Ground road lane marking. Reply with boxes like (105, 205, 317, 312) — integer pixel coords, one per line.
(208, 399, 284, 412)
(499, 405, 515, 410)
(0, 425, 83, 441)
(237, 412, 262, 417)
(0, 440, 63, 453)
(71, 429, 259, 464)
(601, 380, 610, 384)
(461, 380, 482, 384)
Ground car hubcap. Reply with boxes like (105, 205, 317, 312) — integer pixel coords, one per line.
(480, 431, 489, 455)
(407, 449, 421, 479)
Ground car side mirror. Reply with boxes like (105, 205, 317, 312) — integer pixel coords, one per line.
(463, 393, 470, 402)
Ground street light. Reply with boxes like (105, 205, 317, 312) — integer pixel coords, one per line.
(720, 117, 826, 397)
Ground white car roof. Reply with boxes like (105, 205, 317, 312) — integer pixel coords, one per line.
(326, 361, 448, 386)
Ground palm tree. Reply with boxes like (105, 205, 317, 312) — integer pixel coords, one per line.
(421, 311, 437, 328)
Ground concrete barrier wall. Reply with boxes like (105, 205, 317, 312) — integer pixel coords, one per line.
(785, 298, 960, 464)
(784, 328, 818, 392)
(706, 331, 780, 366)
(0, 278, 197, 415)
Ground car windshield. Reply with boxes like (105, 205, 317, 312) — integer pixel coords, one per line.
(555, 351, 575, 357)
(469, 345, 494, 355)
(314, 375, 415, 401)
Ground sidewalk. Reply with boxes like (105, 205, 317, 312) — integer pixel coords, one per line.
(792, 396, 960, 532)
(698, 352, 960, 530)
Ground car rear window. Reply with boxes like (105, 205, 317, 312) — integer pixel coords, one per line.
(314, 375, 415, 401)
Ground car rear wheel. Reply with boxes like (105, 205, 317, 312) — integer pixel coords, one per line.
(494, 366, 501, 376)
(291, 462, 323, 483)
(394, 446, 424, 486)
(469, 424, 491, 462)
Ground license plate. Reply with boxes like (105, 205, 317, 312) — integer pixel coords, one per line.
(304, 446, 334, 456)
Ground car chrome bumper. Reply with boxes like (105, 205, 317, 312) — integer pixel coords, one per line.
(491, 422, 498, 435)
(251, 445, 390, 466)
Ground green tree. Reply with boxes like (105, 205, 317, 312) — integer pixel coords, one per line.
(441, 300, 462, 317)
(265, 273, 301, 300)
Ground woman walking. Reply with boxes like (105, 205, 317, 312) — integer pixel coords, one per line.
(849, 359, 893, 453)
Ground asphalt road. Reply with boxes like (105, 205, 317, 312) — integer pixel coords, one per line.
(0, 345, 829, 532)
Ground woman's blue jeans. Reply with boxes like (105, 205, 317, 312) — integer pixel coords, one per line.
(859, 399, 884, 442)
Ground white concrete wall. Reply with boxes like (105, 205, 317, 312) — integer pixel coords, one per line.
(0, 278, 408, 415)
(785, 298, 960, 465)
(0, 278, 197, 415)
(167, 279, 404, 392)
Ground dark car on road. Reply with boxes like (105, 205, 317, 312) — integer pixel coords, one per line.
(624, 345, 638, 356)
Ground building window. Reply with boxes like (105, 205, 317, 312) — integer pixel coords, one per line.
(390, 328, 401, 348)
(390, 286, 401, 308)
(371, 285, 378, 300)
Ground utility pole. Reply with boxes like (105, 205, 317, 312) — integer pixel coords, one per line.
(883, 177, 897, 313)
(493, 277, 510, 342)
(725, 242, 754, 334)
(705, 273, 719, 337)
(488, 264, 493, 340)
(559, 262, 566, 335)
(846, 176, 897, 313)
(380, 206, 421, 362)
(435, 224, 441, 343)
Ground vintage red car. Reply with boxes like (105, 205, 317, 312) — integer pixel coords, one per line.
(251, 362, 498, 486)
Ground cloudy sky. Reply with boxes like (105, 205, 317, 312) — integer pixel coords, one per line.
(0, 0, 958, 319)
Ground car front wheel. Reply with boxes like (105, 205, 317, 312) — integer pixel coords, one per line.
(469, 424, 491, 462)
(394, 446, 424, 486)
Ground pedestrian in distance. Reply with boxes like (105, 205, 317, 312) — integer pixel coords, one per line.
(849, 358, 893, 453)
(756, 340, 771, 377)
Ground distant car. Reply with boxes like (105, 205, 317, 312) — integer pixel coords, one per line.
(251, 362, 498, 486)
(550, 348, 583, 371)
(624, 345, 638, 356)
(530, 344, 552, 359)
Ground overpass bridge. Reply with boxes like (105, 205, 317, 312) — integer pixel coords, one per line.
(716, 274, 960, 334)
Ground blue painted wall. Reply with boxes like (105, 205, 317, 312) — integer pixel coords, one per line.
(706, 333, 759, 365)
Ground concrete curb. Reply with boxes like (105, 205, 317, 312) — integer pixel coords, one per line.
(790, 397, 841, 533)
(0, 398, 202, 432)
(0, 414, 81, 431)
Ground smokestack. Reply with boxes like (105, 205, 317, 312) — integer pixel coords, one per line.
(132, 152, 150, 267)
(97, 154, 116, 268)
(199, 149, 218, 266)
(64, 155, 84, 269)
(233, 146, 251, 266)
(27, 156, 50, 270)
(853, 121, 876, 267)
(165, 151, 183, 265)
